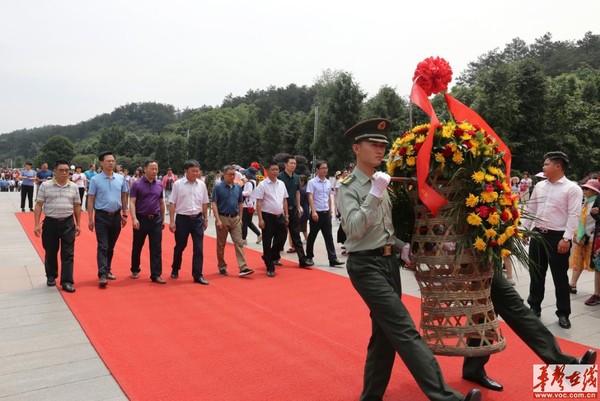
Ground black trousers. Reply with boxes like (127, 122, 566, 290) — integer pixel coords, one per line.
(172, 215, 204, 278)
(131, 215, 163, 279)
(306, 211, 336, 262)
(347, 253, 462, 401)
(261, 212, 287, 272)
(20, 185, 34, 209)
(278, 206, 306, 263)
(42, 216, 75, 285)
(94, 212, 122, 277)
(527, 232, 571, 317)
(463, 272, 577, 376)
(242, 208, 260, 239)
(77, 187, 85, 205)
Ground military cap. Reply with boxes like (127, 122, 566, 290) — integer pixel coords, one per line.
(344, 118, 391, 144)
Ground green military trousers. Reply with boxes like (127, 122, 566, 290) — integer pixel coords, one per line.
(347, 253, 464, 401)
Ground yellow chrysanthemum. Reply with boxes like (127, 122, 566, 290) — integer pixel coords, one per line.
(480, 191, 498, 203)
(405, 145, 414, 155)
(406, 157, 416, 166)
(458, 122, 474, 131)
(450, 143, 458, 152)
(484, 228, 497, 239)
(467, 213, 483, 226)
(434, 153, 445, 163)
(504, 225, 515, 237)
(497, 233, 508, 246)
(500, 248, 512, 258)
(484, 174, 496, 182)
(474, 237, 487, 251)
(487, 213, 500, 225)
(498, 195, 511, 206)
(460, 133, 472, 141)
(452, 151, 464, 164)
(472, 171, 486, 183)
(415, 135, 426, 143)
(412, 124, 429, 134)
(442, 124, 454, 138)
(487, 166, 501, 176)
(465, 194, 479, 207)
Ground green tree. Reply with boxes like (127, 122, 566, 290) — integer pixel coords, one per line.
(35, 135, 75, 167)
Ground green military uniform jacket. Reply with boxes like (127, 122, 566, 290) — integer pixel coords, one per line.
(337, 166, 400, 253)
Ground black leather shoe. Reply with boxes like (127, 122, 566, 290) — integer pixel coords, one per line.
(558, 316, 571, 329)
(267, 270, 275, 278)
(193, 276, 209, 285)
(463, 374, 503, 391)
(578, 349, 597, 364)
(463, 388, 482, 401)
(273, 260, 283, 266)
(106, 273, 116, 280)
(531, 308, 541, 318)
(219, 268, 228, 276)
(171, 270, 179, 279)
(329, 259, 345, 267)
(302, 258, 315, 267)
(62, 283, 76, 293)
(46, 279, 56, 287)
(152, 276, 167, 284)
(99, 275, 108, 287)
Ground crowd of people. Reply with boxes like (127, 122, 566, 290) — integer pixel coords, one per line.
(5, 129, 599, 401)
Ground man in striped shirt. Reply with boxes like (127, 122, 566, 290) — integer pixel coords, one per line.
(33, 160, 81, 293)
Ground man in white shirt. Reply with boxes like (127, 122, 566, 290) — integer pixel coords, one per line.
(253, 161, 289, 277)
(168, 160, 210, 285)
(522, 151, 583, 329)
(306, 161, 344, 267)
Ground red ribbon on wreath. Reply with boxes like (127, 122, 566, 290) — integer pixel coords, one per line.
(410, 57, 512, 216)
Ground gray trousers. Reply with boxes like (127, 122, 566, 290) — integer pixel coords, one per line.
(347, 253, 463, 401)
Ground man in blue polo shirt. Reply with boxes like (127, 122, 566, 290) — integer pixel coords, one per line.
(211, 165, 254, 277)
(84, 163, 98, 210)
(129, 160, 166, 284)
(87, 151, 129, 288)
(35, 162, 53, 195)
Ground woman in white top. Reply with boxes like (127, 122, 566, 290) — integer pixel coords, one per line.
(71, 166, 86, 204)
(241, 167, 261, 244)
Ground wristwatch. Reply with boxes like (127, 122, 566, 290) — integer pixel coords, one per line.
(562, 237, 571, 242)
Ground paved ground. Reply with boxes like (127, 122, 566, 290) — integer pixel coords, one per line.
(1, 190, 598, 400)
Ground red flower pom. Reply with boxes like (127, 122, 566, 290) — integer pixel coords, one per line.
(413, 57, 453, 96)
(501, 210, 511, 222)
(476, 205, 490, 218)
(414, 142, 423, 153)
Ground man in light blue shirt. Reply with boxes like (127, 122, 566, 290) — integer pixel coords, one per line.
(306, 160, 343, 267)
(87, 152, 129, 288)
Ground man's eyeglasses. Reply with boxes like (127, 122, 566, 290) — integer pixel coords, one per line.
(56, 168, 70, 172)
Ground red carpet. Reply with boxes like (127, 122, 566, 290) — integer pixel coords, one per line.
(17, 212, 598, 400)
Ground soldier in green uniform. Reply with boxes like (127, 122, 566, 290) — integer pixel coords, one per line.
(338, 118, 481, 401)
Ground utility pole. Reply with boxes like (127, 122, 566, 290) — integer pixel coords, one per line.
(312, 102, 319, 178)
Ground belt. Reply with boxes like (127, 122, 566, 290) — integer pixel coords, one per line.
(316, 210, 329, 214)
(45, 215, 73, 223)
(263, 212, 284, 218)
(349, 245, 394, 257)
(137, 214, 159, 220)
(534, 227, 564, 235)
(179, 213, 203, 219)
(219, 213, 238, 218)
(95, 209, 121, 216)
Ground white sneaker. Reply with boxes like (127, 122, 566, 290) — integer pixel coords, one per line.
(256, 235, 262, 244)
